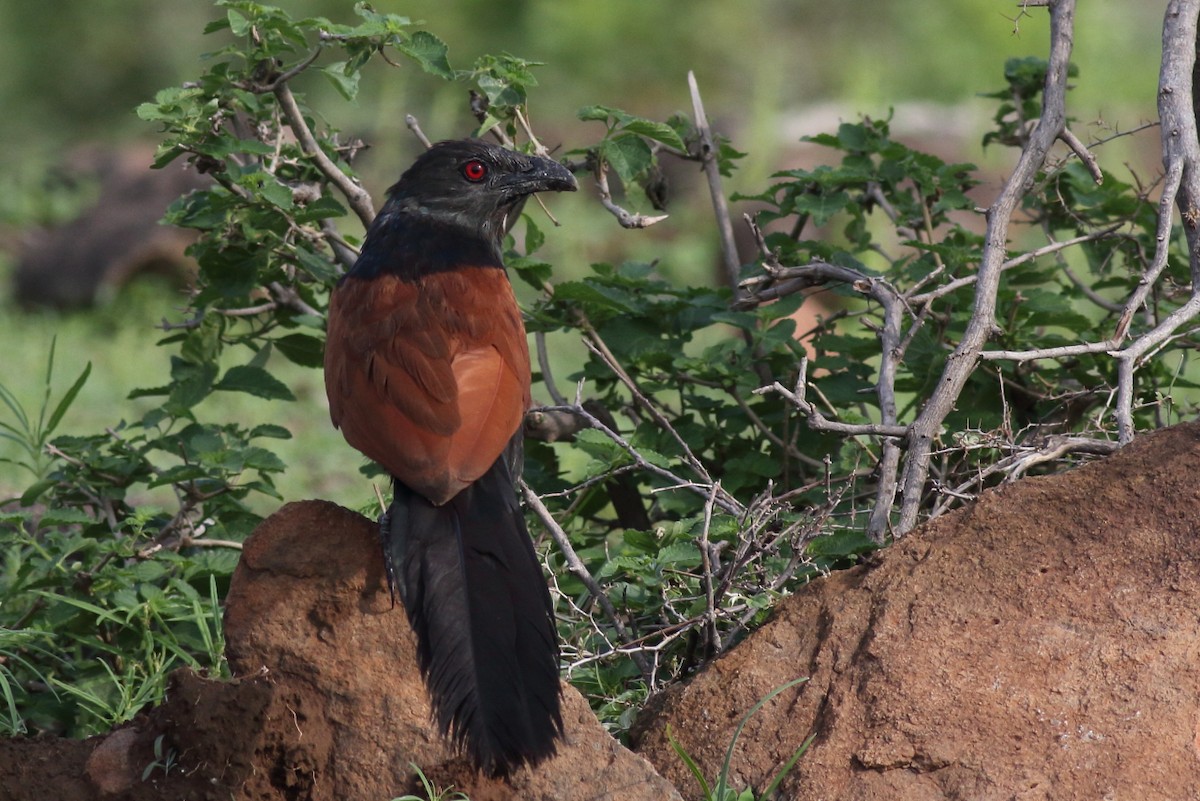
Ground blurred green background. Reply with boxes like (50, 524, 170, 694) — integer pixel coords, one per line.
(0, 0, 1168, 507)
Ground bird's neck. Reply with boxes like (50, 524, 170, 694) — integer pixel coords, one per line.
(348, 206, 505, 281)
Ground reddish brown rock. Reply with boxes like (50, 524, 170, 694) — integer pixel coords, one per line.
(220, 499, 681, 801)
(632, 423, 1200, 800)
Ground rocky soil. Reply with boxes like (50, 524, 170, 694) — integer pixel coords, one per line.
(3, 423, 1200, 800)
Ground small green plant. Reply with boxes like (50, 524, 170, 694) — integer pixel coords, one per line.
(141, 733, 180, 780)
(0, 628, 60, 735)
(391, 763, 469, 801)
(668, 678, 814, 801)
(0, 336, 90, 486)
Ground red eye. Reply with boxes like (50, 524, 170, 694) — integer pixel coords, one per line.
(462, 159, 488, 182)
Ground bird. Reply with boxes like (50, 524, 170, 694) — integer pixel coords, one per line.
(323, 139, 577, 775)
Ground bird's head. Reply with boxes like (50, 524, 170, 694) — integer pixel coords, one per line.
(385, 139, 577, 244)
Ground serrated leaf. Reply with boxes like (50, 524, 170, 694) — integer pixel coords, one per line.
(214, 366, 296, 401)
(293, 195, 348, 223)
(397, 30, 453, 79)
(322, 62, 361, 102)
(256, 177, 294, 210)
(620, 118, 687, 152)
(657, 542, 701, 568)
(251, 424, 292, 439)
(274, 333, 325, 368)
(294, 248, 338, 283)
(36, 508, 93, 527)
(601, 134, 652, 186)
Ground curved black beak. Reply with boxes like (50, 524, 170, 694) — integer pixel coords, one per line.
(499, 156, 578, 197)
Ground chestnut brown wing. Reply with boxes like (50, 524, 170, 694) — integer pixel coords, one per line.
(324, 267, 531, 505)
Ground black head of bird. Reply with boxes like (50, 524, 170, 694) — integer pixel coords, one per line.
(384, 139, 577, 247)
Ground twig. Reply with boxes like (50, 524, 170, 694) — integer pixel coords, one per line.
(267, 281, 321, 318)
(405, 114, 432, 149)
(895, 0, 1077, 535)
(979, 338, 1121, 362)
(1059, 126, 1103, 184)
(593, 162, 668, 229)
(542, 401, 743, 516)
(756, 373, 908, 439)
(576, 315, 733, 508)
(535, 331, 567, 406)
(320, 218, 359, 272)
(908, 225, 1121, 306)
(274, 82, 375, 227)
(520, 481, 653, 682)
(688, 71, 742, 297)
(274, 48, 323, 87)
(698, 483, 721, 654)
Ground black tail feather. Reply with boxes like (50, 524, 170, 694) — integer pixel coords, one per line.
(383, 457, 562, 775)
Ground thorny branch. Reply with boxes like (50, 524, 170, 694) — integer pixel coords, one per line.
(894, 0, 1078, 534)
(689, 71, 742, 298)
(520, 481, 654, 682)
(592, 160, 669, 229)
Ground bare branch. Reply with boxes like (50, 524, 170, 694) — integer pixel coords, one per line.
(1114, 0, 1200, 442)
(908, 225, 1122, 306)
(593, 162, 668, 229)
(755, 372, 908, 439)
(274, 82, 375, 228)
(688, 71, 742, 297)
(520, 481, 653, 682)
(1059, 126, 1104, 184)
(405, 114, 433, 149)
(895, 0, 1078, 535)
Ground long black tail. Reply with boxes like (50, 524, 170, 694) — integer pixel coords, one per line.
(382, 456, 562, 776)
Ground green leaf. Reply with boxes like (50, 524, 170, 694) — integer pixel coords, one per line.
(577, 104, 615, 123)
(214, 366, 296, 401)
(167, 358, 218, 411)
(601, 134, 652, 185)
(45, 362, 91, 436)
(523, 214, 545, 254)
(250, 424, 292, 439)
(294, 248, 339, 283)
(657, 542, 701, 569)
(226, 8, 250, 37)
(274, 333, 325, 368)
(397, 30, 453, 79)
(620, 118, 686, 152)
(322, 62, 361, 102)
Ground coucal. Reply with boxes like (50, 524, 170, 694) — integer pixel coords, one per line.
(323, 139, 577, 775)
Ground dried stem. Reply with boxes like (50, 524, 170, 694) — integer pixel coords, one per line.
(520, 481, 653, 682)
(688, 71, 742, 297)
(895, 0, 1077, 535)
(274, 81, 375, 227)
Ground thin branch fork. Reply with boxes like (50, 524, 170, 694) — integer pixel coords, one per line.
(593, 160, 668, 229)
(1113, 0, 1200, 442)
(756, 375, 909, 439)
